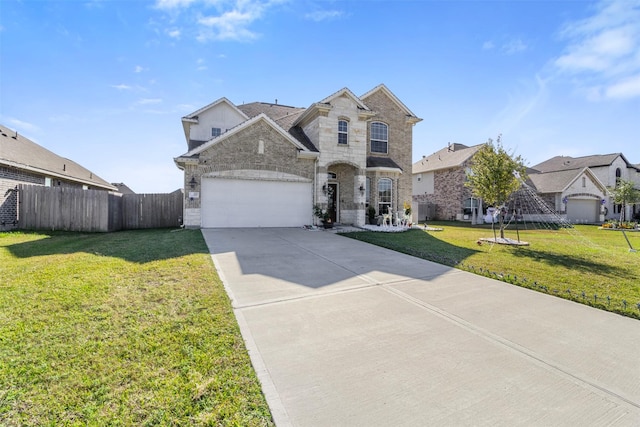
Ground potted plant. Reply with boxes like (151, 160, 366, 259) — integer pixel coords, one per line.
(367, 206, 376, 224)
(313, 204, 333, 228)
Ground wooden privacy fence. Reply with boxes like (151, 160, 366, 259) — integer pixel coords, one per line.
(18, 185, 183, 232)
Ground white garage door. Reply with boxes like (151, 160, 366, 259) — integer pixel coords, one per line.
(566, 199, 598, 223)
(201, 178, 312, 227)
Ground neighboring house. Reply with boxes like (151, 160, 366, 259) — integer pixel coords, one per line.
(174, 84, 422, 228)
(412, 143, 483, 221)
(0, 124, 116, 230)
(112, 182, 136, 194)
(531, 154, 640, 222)
(525, 167, 609, 224)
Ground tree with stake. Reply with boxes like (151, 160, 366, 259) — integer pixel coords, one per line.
(466, 135, 527, 240)
(608, 179, 640, 223)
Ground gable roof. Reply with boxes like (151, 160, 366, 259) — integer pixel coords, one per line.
(237, 102, 318, 152)
(175, 113, 318, 161)
(320, 87, 371, 110)
(413, 143, 483, 173)
(181, 97, 250, 142)
(182, 97, 249, 122)
(528, 167, 607, 194)
(360, 84, 422, 124)
(532, 153, 639, 173)
(0, 124, 116, 191)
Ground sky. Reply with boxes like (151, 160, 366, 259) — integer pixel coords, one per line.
(1, 0, 639, 193)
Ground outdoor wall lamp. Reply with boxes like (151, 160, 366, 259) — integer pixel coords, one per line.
(322, 184, 327, 194)
(189, 176, 197, 189)
(359, 184, 365, 194)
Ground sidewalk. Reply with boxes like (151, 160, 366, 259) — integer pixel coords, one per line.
(202, 227, 640, 427)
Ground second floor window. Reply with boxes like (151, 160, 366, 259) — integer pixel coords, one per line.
(212, 127, 222, 137)
(371, 122, 388, 153)
(338, 120, 348, 145)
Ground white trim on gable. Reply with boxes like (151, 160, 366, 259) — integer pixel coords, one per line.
(181, 97, 250, 142)
(182, 97, 249, 122)
(320, 87, 371, 111)
(361, 84, 422, 124)
(562, 167, 608, 194)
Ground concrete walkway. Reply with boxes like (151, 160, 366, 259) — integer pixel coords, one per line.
(202, 228, 640, 427)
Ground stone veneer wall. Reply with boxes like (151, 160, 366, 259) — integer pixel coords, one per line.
(361, 90, 414, 213)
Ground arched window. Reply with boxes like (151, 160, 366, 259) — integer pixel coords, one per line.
(370, 122, 388, 154)
(338, 120, 348, 145)
(377, 178, 392, 214)
(615, 168, 621, 186)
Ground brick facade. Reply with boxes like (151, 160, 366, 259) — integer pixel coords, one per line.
(0, 166, 44, 230)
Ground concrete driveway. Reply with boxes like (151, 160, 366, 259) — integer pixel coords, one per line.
(202, 228, 640, 427)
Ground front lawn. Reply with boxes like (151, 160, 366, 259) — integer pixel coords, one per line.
(0, 229, 273, 426)
(343, 223, 640, 319)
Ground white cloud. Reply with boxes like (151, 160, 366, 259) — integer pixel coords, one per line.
(137, 98, 163, 105)
(304, 10, 344, 22)
(134, 65, 145, 73)
(153, 0, 284, 43)
(6, 118, 40, 134)
(167, 28, 181, 39)
(606, 73, 640, 98)
(111, 84, 133, 90)
(503, 38, 527, 54)
(554, 0, 640, 99)
(482, 41, 494, 50)
(154, 0, 197, 10)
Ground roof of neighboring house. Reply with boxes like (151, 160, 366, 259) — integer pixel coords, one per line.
(112, 182, 136, 194)
(527, 169, 584, 193)
(0, 124, 116, 191)
(531, 153, 639, 173)
(528, 167, 608, 194)
(413, 143, 484, 173)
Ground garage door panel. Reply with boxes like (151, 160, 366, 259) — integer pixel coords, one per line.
(202, 178, 311, 227)
(566, 199, 598, 223)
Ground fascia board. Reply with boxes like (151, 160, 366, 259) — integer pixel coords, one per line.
(1, 159, 116, 191)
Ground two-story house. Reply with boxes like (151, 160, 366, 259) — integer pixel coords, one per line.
(412, 143, 484, 222)
(531, 154, 640, 221)
(174, 84, 422, 228)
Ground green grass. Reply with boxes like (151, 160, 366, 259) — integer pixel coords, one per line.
(0, 229, 273, 426)
(343, 222, 640, 319)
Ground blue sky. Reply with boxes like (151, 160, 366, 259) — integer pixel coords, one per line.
(1, 0, 639, 193)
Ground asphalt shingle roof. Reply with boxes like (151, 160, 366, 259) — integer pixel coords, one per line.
(413, 143, 483, 173)
(237, 102, 318, 151)
(0, 124, 115, 190)
(531, 154, 624, 173)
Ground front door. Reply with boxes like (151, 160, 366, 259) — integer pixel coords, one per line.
(328, 183, 338, 223)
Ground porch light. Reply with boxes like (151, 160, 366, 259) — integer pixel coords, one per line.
(322, 184, 327, 194)
(359, 184, 365, 194)
(189, 176, 197, 189)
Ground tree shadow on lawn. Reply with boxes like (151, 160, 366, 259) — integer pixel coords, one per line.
(5, 229, 208, 263)
(505, 246, 633, 280)
(343, 229, 480, 267)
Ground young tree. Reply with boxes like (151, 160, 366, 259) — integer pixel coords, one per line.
(465, 136, 527, 239)
(608, 179, 640, 222)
